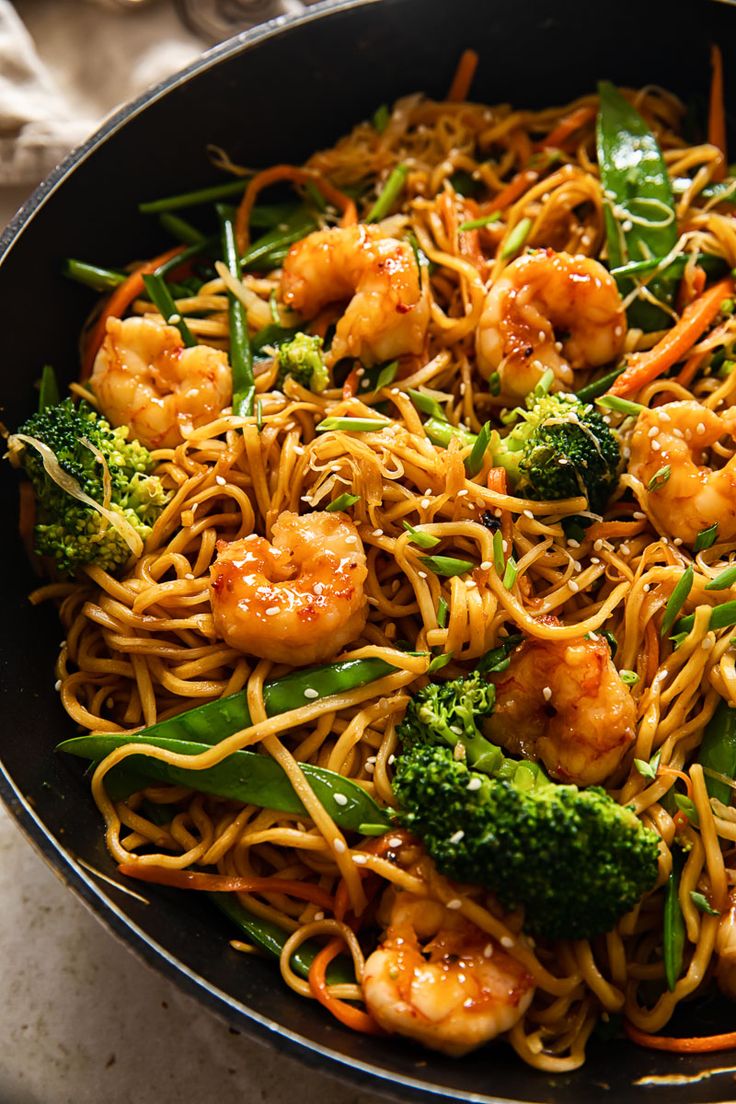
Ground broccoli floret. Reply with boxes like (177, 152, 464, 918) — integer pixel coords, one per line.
(397, 671, 502, 773)
(393, 743, 659, 940)
(277, 332, 329, 393)
(11, 399, 169, 575)
(491, 392, 620, 513)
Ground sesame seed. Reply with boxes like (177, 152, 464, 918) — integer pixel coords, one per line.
(344, 535, 358, 545)
(554, 341, 563, 352)
(569, 579, 579, 593)
(574, 560, 582, 572)
(424, 488, 433, 495)
(352, 853, 368, 864)
(674, 537, 684, 546)
(502, 540, 508, 553)
(388, 754, 396, 765)
(480, 560, 492, 571)
(388, 837, 403, 848)
(333, 839, 347, 854)
(457, 489, 468, 497)
(418, 570, 428, 579)
(446, 898, 463, 910)
(467, 777, 482, 791)
(620, 543, 630, 555)
(449, 830, 465, 844)
(622, 219, 633, 232)
(567, 538, 580, 548)
(54, 679, 62, 692)
(169, 313, 181, 324)
(523, 509, 534, 520)
(594, 539, 603, 552)
(466, 579, 477, 589)
(265, 606, 280, 616)
(642, 583, 650, 592)
(390, 387, 400, 396)
(372, 529, 384, 536)
(303, 687, 319, 699)
(590, 556, 600, 564)
(494, 508, 503, 518)
(314, 911, 325, 921)
(702, 636, 714, 650)
(483, 943, 494, 958)
(696, 422, 706, 435)
(659, 410, 671, 423)
(449, 724, 463, 735)
(365, 762, 375, 773)
(648, 426, 659, 438)
(651, 439, 661, 451)
(542, 686, 552, 701)
(333, 793, 348, 807)
(421, 498, 431, 509)
(633, 511, 645, 520)
(184, 572, 194, 580)
(672, 428, 684, 439)
(500, 936, 515, 949)
(215, 475, 226, 485)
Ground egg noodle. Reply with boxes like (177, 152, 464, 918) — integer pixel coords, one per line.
(28, 56, 736, 1069)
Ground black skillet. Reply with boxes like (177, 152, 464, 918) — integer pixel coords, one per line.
(1, 1, 735, 1100)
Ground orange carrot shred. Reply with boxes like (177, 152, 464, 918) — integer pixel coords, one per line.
(538, 105, 596, 152)
(609, 277, 735, 396)
(709, 43, 727, 181)
(447, 49, 479, 103)
(342, 365, 360, 400)
(482, 170, 539, 215)
(81, 245, 186, 380)
(625, 1020, 736, 1053)
(308, 938, 383, 1035)
(118, 863, 334, 911)
(234, 165, 357, 254)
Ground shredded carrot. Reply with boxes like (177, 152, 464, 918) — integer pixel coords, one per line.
(486, 467, 512, 543)
(709, 44, 727, 181)
(624, 1020, 736, 1053)
(537, 105, 596, 152)
(609, 277, 735, 396)
(447, 49, 479, 103)
(234, 165, 357, 254)
(675, 349, 708, 390)
(342, 365, 361, 400)
(81, 245, 186, 381)
(585, 519, 647, 542)
(676, 264, 707, 314)
(308, 937, 383, 1034)
(117, 863, 334, 911)
(481, 170, 539, 216)
(658, 767, 693, 799)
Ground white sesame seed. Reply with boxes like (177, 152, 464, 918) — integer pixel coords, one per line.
(622, 219, 633, 232)
(672, 428, 684, 439)
(620, 543, 630, 556)
(702, 636, 714, 651)
(501, 936, 515, 949)
(421, 498, 431, 509)
(465, 579, 477, 589)
(651, 439, 661, 451)
(523, 509, 534, 520)
(446, 898, 463, 910)
(54, 679, 62, 692)
(418, 570, 428, 579)
(449, 830, 465, 844)
(390, 387, 400, 396)
(333, 839, 347, 854)
(590, 556, 600, 564)
(303, 687, 319, 699)
(467, 777, 482, 791)
(388, 754, 396, 765)
(502, 540, 508, 553)
(594, 539, 604, 552)
(372, 529, 384, 536)
(569, 579, 579, 593)
(642, 583, 650, 592)
(483, 943, 494, 958)
(365, 762, 375, 773)
(352, 853, 368, 864)
(567, 538, 580, 549)
(313, 911, 325, 921)
(659, 410, 671, 423)
(169, 313, 181, 324)
(648, 426, 659, 438)
(344, 535, 358, 545)
(333, 793, 349, 807)
(574, 561, 582, 572)
(633, 511, 645, 520)
(480, 560, 492, 571)
(696, 422, 706, 435)
(265, 605, 280, 616)
(542, 686, 552, 701)
(555, 341, 563, 352)
(494, 508, 503, 518)
(674, 537, 684, 546)
(215, 475, 226, 485)
(457, 489, 468, 497)
(184, 572, 194, 580)
(424, 488, 433, 495)
(449, 725, 463, 736)
(388, 837, 403, 848)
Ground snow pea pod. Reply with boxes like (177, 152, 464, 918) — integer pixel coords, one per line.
(698, 699, 736, 805)
(597, 81, 678, 332)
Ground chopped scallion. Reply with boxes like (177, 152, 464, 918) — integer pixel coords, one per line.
(705, 564, 736, 591)
(326, 493, 360, 513)
(316, 416, 391, 433)
(464, 422, 491, 477)
(408, 389, 447, 420)
(647, 465, 671, 493)
(428, 652, 454, 673)
(619, 669, 639, 686)
(139, 178, 248, 215)
(499, 216, 532, 260)
(502, 557, 518, 589)
(373, 103, 390, 133)
(218, 207, 254, 416)
(674, 599, 736, 637)
(674, 793, 699, 825)
(660, 565, 694, 638)
(458, 211, 502, 232)
(159, 212, 205, 246)
(403, 522, 440, 549)
(366, 163, 408, 223)
(141, 273, 197, 347)
(436, 596, 449, 628)
(420, 555, 476, 578)
(694, 523, 719, 554)
(596, 395, 645, 418)
(492, 529, 505, 576)
(690, 891, 720, 915)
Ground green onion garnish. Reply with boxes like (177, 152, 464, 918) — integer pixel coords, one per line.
(575, 365, 626, 402)
(326, 493, 360, 513)
(373, 104, 390, 133)
(502, 557, 518, 589)
(499, 216, 532, 260)
(316, 417, 391, 433)
(408, 389, 446, 420)
(373, 360, 399, 391)
(690, 891, 720, 915)
(674, 599, 736, 637)
(428, 651, 454, 673)
(487, 371, 501, 396)
(694, 523, 719, 554)
(159, 212, 205, 246)
(647, 465, 671, 493)
(437, 596, 449, 628)
(141, 273, 197, 348)
(218, 207, 254, 417)
(63, 259, 126, 292)
(620, 669, 639, 686)
(458, 211, 502, 232)
(366, 163, 408, 223)
(660, 565, 694, 639)
(139, 178, 248, 215)
(705, 564, 736, 591)
(674, 793, 699, 825)
(420, 555, 476, 578)
(596, 395, 645, 418)
(492, 529, 505, 577)
(403, 522, 440, 549)
(634, 750, 660, 779)
(464, 422, 492, 477)
(255, 398, 263, 432)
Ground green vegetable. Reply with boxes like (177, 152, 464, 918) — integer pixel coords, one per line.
(218, 208, 254, 416)
(660, 565, 694, 638)
(694, 523, 719, 554)
(647, 465, 671, 492)
(464, 422, 492, 477)
(575, 365, 626, 402)
(502, 557, 518, 589)
(491, 391, 620, 512)
(142, 273, 197, 347)
(396, 671, 501, 773)
(610, 252, 727, 282)
(690, 891, 720, 916)
(436, 596, 449, 628)
(241, 209, 317, 271)
(139, 179, 248, 215)
(393, 744, 660, 939)
(372, 360, 399, 391)
(663, 852, 685, 991)
(407, 389, 446, 419)
(326, 492, 360, 513)
(402, 522, 440, 549)
(674, 794, 699, 825)
(698, 700, 736, 805)
(620, 669, 639, 686)
(427, 652, 453, 673)
(316, 416, 391, 433)
(159, 212, 206, 246)
(251, 323, 300, 354)
(276, 332, 329, 393)
(674, 600, 736, 638)
(10, 400, 169, 574)
(597, 81, 677, 331)
(499, 217, 532, 260)
(492, 529, 505, 576)
(423, 417, 476, 449)
(634, 750, 660, 779)
(38, 365, 59, 413)
(373, 104, 390, 133)
(705, 564, 736, 591)
(596, 395, 645, 418)
(63, 259, 125, 292)
(420, 554, 475, 577)
(366, 163, 408, 223)
(458, 212, 501, 232)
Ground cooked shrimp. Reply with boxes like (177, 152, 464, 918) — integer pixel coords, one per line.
(281, 224, 429, 366)
(362, 889, 534, 1056)
(484, 633, 636, 785)
(716, 888, 736, 1000)
(476, 250, 626, 399)
(90, 316, 232, 450)
(628, 400, 736, 547)
(209, 511, 368, 665)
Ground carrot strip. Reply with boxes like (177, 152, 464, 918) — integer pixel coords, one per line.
(447, 49, 479, 103)
(308, 938, 383, 1034)
(81, 245, 186, 380)
(234, 165, 357, 254)
(658, 767, 693, 799)
(676, 264, 706, 314)
(674, 349, 708, 389)
(709, 44, 727, 181)
(538, 105, 596, 152)
(118, 863, 334, 911)
(585, 520, 647, 541)
(342, 365, 360, 400)
(482, 170, 539, 216)
(609, 277, 734, 396)
(625, 1020, 736, 1053)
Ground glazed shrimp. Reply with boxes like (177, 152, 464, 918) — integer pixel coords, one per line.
(209, 511, 368, 665)
(484, 633, 636, 786)
(476, 250, 626, 400)
(281, 224, 430, 366)
(362, 889, 534, 1056)
(716, 888, 736, 1000)
(628, 400, 736, 547)
(90, 316, 232, 450)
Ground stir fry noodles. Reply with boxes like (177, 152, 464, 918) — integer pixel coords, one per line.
(10, 50, 736, 1069)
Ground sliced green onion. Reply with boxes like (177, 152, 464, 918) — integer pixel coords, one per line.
(602, 629, 618, 656)
(620, 669, 639, 686)
(63, 259, 125, 292)
(159, 212, 205, 246)
(427, 651, 454, 673)
(660, 565, 694, 639)
(436, 596, 449, 628)
(502, 557, 518, 590)
(326, 493, 360, 513)
(719, 359, 736, 379)
(373, 360, 399, 391)
(373, 104, 390, 133)
(141, 273, 197, 347)
(610, 252, 726, 281)
(255, 398, 263, 432)
(690, 891, 720, 916)
(705, 564, 736, 591)
(534, 368, 555, 396)
(694, 523, 719, 554)
(458, 211, 502, 232)
(493, 529, 505, 577)
(675, 599, 736, 637)
(366, 163, 408, 223)
(139, 178, 248, 215)
(674, 793, 699, 825)
(423, 417, 476, 448)
(487, 371, 501, 396)
(647, 465, 671, 493)
(403, 522, 440, 549)
(38, 365, 59, 413)
(634, 750, 660, 780)
(596, 395, 645, 418)
(420, 555, 475, 578)
(575, 365, 626, 402)
(316, 416, 391, 433)
(408, 389, 446, 420)
(464, 422, 492, 477)
(218, 207, 254, 416)
(499, 217, 532, 260)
